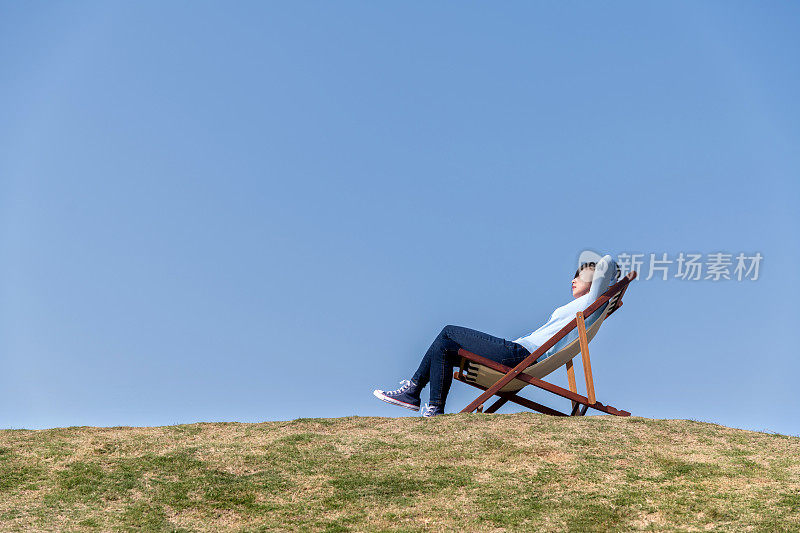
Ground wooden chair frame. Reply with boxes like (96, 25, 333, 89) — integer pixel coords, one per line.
(455, 271, 637, 417)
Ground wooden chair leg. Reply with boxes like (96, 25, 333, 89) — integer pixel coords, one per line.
(576, 311, 596, 405)
(565, 359, 578, 412)
(485, 397, 508, 413)
(571, 402, 589, 416)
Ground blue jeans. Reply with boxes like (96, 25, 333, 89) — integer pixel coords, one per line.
(411, 325, 531, 408)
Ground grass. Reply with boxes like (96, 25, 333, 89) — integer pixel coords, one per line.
(0, 414, 798, 531)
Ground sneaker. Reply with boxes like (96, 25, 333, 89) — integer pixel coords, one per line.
(421, 403, 445, 417)
(373, 379, 421, 411)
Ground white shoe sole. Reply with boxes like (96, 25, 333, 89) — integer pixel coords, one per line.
(373, 390, 420, 411)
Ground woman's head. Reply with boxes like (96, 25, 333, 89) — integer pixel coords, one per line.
(571, 258, 622, 298)
(571, 262, 596, 298)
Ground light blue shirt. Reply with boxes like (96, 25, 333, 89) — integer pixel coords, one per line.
(513, 254, 619, 360)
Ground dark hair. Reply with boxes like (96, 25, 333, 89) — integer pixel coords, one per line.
(573, 262, 622, 281)
(573, 262, 596, 279)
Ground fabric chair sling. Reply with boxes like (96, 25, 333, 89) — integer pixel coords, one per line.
(455, 271, 637, 417)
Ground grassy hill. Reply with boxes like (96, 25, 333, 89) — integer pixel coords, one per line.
(1, 413, 798, 532)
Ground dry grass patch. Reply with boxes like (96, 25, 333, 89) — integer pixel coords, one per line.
(0, 413, 798, 531)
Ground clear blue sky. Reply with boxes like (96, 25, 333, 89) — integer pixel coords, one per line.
(2, 2, 798, 436)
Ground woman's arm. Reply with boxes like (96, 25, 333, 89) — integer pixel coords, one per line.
(585, 254, 619, 303)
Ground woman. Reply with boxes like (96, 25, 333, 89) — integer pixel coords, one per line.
(373, 254, 620, 417)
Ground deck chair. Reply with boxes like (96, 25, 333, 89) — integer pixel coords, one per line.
(454, 271, 637, 417)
